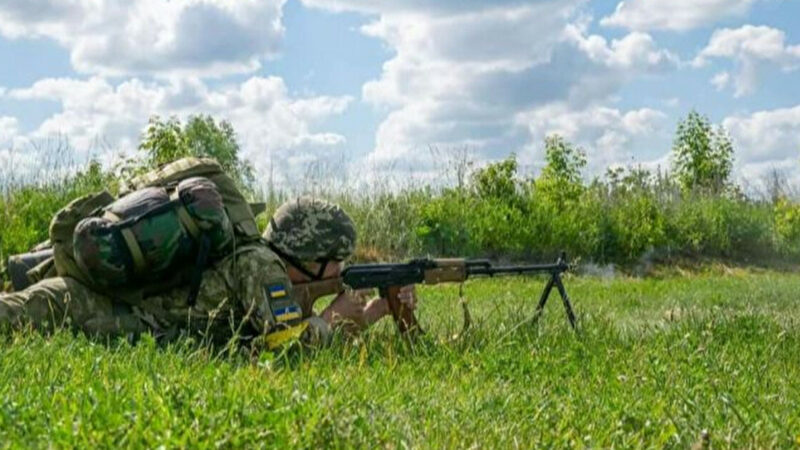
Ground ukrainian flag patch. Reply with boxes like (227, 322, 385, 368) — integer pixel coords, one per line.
(273, 305, 302, 322)
(268, 284, 287, 298)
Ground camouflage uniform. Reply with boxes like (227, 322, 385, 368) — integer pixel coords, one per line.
(0, 243, 291, 342)
(1, 196, 355, 344)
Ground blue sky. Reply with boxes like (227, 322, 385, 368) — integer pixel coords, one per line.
(0, 0, 798, 189)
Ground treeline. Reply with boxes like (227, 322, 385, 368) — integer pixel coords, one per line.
(1, 112, 799, 279)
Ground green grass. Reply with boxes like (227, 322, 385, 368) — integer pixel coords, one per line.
(2, 271, 800, 448)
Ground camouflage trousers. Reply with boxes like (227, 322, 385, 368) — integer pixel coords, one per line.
(0, 276, 147, 336)
(0, 244, 291, 341)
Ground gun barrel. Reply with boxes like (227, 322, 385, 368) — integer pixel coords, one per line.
(467, 263, 567, 277)
(465, 253, 568, 278)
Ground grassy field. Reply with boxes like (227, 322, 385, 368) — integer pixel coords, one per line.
(1, 269, 799, 448)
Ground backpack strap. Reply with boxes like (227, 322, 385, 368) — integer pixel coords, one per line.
(103, 210, 147, 276)
(169, 190, 202, 239)
(168, 188, 214, 306)
(186, 233, 212, 306)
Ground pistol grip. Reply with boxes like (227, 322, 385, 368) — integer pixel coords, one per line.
(380, 285, 421, 336)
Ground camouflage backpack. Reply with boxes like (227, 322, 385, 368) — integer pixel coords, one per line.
(121, 157, 263, 239)
(37, 157, 262, 296)
(73, 176, 233, 290)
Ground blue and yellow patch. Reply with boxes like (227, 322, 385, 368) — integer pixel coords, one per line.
(268, 284, 287, 299)
(273, 305, 302, 322)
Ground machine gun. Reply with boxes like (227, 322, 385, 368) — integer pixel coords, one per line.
(341, 252, 576, 335)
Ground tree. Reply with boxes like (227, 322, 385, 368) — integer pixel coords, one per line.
(540, 135, 586, 185)
(471, 154, 519, 200)
(535, 135, 587, 202)
(671, 110, 734, 193)
(139, 115, 254, 189)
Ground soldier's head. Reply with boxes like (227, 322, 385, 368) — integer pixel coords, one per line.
(263, 196, 356, 282)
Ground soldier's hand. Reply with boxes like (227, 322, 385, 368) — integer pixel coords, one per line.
(322, 290, 369, 330)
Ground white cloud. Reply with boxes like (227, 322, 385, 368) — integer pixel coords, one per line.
(6, 76, 352, 185)
(0, 0, 286, 76)
(0, 116, 19, 145)
(695, 25, 800, 97)
(517, 104, 669, 173)
(565, 26, 678, 72)
(724, 105, 800, 172)
(300, 0, 551, 15)
(601, 0, 760, 31)
(301, 0, 676, 173)
(711, 71, 732, 91)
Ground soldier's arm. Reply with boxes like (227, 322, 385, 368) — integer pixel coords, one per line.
(320, 285, 416, 333)
(234, 252, 292, 335)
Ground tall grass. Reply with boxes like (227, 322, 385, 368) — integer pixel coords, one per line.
(2, 151, 800, 283)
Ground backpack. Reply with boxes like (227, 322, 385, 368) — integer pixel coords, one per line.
(122, 157, 263, 239)
(73, 176, 233, 290)
(40, 157, 261, 296)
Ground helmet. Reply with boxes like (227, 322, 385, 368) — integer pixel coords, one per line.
(264, 197, 356, 262)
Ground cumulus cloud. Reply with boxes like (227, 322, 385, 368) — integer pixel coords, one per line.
(6, 76, 352, 185)
(517, 104, 669, 173)
(300, 0, 676, 174)
(724, 105, 800, 172)
(601, 0, 760, 31)
(724, 105, 800, 187)
(0, 116, 19, 146)
(695, 25, 800, 97)
(300, 0, 552, 15)
(565, 26, 678, 72)
(711, 71, 732, 91)
(0, 0, 286, 76)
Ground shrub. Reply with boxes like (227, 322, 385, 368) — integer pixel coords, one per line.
(774, 197, 800, 255)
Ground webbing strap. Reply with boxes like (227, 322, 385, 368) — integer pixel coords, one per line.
(103, 210, 147, 275)
(186, 233, 211, 307)
(120, 229, 147, 275)
(169, 190, 202, 239)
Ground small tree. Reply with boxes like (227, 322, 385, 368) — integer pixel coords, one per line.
(139, 115, 254, 189)
(471, 154, 519, 200)
(671, 110, 734, 193)
(536, 135, 586, 202)
(540, 135, 586, 185)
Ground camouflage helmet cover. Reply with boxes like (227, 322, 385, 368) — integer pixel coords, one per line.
(264, 197, 356, 261)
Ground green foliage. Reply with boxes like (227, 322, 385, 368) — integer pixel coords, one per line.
(540, 135, 587, 185)
(536, 135, 587, 203)
(2, 273, 800, 447)
(140, 116, 187, 165)
(672, 110, 734, 193)
(471, 155, 519, 200)
(0, 161, 115, 262)
(140, 115, 254, 190)
(774, 197, 800, 254)
(416, 188, 479, 257)
(4, 115, 800, 273)
(668, 194, 771, 259)
(603, 185, 668, 263)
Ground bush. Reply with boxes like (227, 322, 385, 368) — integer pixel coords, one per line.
(2, 122, 799, 277)
(0, 161, 113, 263)
(774, 197, 800, 255)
